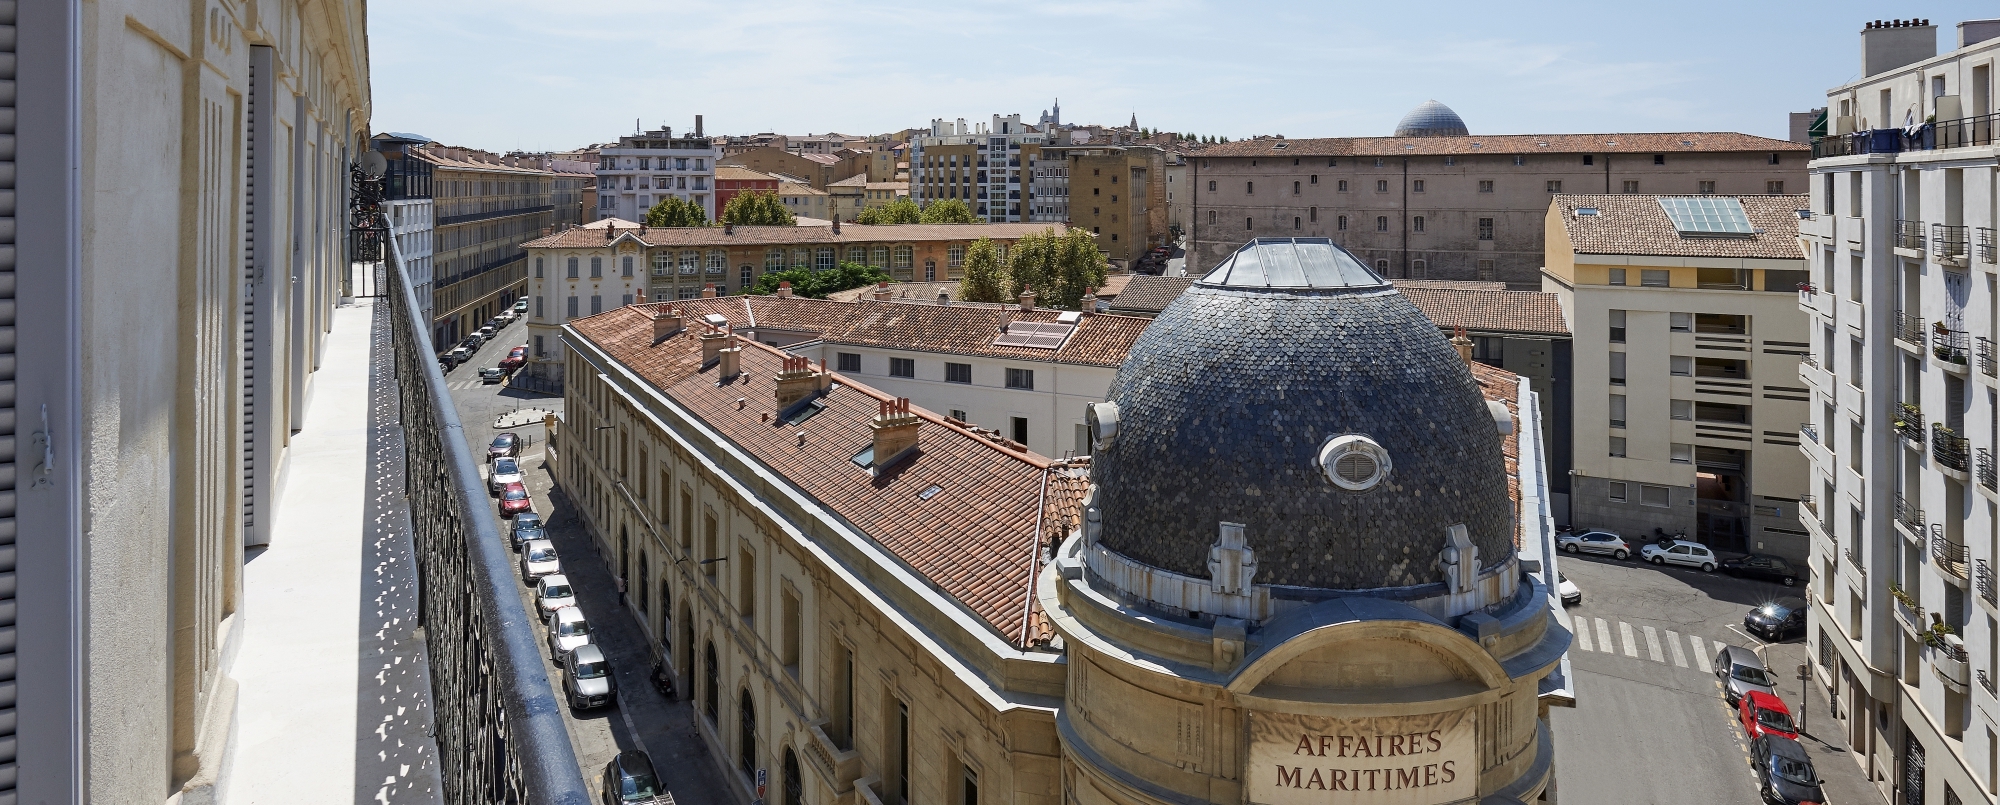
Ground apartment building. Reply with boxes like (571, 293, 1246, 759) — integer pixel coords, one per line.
(375, 134, 438, 325)
(910, 115, 1046, 223)
(1799, 18, 2000, 805)
(411, 144, 571, 346)
(1062, 145, 1171, 265)
(1544, 195, 1812, 557)
(779, 181, 831, 220)
(715, 166, 782, 213)
(597, 118, 720, 222)
(721, 147, 858, 191)
(1187, 101, 1807, 288)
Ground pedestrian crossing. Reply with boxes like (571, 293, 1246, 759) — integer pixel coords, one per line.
(1569, 614, 1733, 674)
(447, 377, 498, 391)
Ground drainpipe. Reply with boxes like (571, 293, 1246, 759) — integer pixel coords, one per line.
(1400, 158, 1409, 277)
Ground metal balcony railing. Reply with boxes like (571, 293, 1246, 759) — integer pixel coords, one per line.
(1981, 337, 1999, 377)
(1847, 546, 1868, 582)
(1895, 310, 1927, 347)
(1980, 227, 1998, 264)
(1800, 352, 1820, 370)
(1980, 668, 1996, 696)
(1800, 422, 1820, 444)
(1935, 112, 2000, 149)
(1934, 323, 1970, 365)
(1981, 447, 1998, 492)
(1897, 494, 1926, 533)
(1935, 424, 1970, 472)
(1933, 533, 1970, 580)
(1935, 223, 1971, 261)
(1981, 559, 1998, 607)
(384, 244, 590, 803)
(1897, 402, 1926, 444)
(1896, 219, 1927, 251)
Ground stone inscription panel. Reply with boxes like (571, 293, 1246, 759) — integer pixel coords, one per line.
(1247, 710, 1475, 805)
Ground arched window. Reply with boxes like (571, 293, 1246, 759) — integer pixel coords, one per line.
(739, 689, 758, 776)
(789, 248, 811, 270)
(707, 250, 727, 274)
(848, 246, 868, 264)
(660, 577, 673, 644)
(783, 748, 804, 805)
(704, 641, 719, 722)
(1207, 210, 1216, 224)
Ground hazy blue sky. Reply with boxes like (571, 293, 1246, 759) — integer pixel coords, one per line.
(369, 0, 1993, 152)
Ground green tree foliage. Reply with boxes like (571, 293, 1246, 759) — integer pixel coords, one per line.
(747, 262, 890, 299)
(918, 197, 978, 224)
(958, 238, 1006, 303)
(999, 228, 1108, 311)
(719, 190, 796, 226)
(854, 197, 921, 225)
(644, 196, 710, 227)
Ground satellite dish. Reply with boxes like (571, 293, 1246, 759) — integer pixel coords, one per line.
(359, 151, 388, 178)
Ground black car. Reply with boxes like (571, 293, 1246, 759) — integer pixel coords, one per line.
(1745, 596, 1808, 641)
(1753, 735, 1825, 804)
(509, 511, 545, 551)
(600, 750, 667, 805)
(1723, 553, 1801, 586)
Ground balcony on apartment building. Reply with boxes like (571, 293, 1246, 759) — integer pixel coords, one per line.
(1980, 559, 1998, 608)
(1895, 309, 1926, 348)
(1811, 112, 1998, 158)
(1897, 402, 1927, 444)
(1979, 336, 1998, 377)
(1979, 447, 1998, 492)
(1933, 423, 1971, 473)
(1896, 492, 1927, 534)
(1896, 219, 1927, 253)
(1933, 322, 1970, 368)
(1932, 531, 1970, 584)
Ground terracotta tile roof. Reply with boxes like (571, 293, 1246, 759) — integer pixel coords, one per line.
(1468, 361, 1526, 547)
(1195, 131, 1807, 158)
(820, 302, 1147, 368)
(828, 174, 870, 188)
(825, 281, 965, 304)
(1105, 275, 1195, 314)
(779, 182, 827, 197)
(1554, 194, 1809, 260)
(523, 221, 1065, 249)
(568, 305, 1083, 647)
(1094, 273, 1134, 299)
(408, 145, 561, 175)
(800, 154, 841, 165)
(715, 167, 779, 182)
(1391, 282, 1571, 337)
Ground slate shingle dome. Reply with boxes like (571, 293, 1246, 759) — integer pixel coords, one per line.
(1393, 100, 1471, 137)
(1089, 238, 1514, 591)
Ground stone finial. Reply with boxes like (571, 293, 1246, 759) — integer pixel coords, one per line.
(1437, 523, 1479, 594)
(1207, 522, 1257, 596)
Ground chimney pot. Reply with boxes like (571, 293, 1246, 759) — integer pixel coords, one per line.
(832, 217, 842, 234)
(869, 396, 921, 472)
(777, 281, 793, 298)
(703, 283, 718, 298)
(775, 353, 822, 408)
(717, 336, 742, 378)
(873, 281, 892, 301)
(725, 222, 734, 235)
(651, 304, 683, 343)
(1019, 286, 1037, 312)
(1449, 326, 1474, 367)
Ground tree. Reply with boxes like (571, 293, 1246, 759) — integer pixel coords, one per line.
(748, 262, 889, 299)
(645, 196, 710, 227)
(855, 196, 921, 225)
(1001, 228, 1107, 311)
(958, 238, 1006, 303)
(919, 198, 978, 224)
(720, 190, 796, 226)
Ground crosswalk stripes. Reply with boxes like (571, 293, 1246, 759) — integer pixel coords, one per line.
(1643, 625, 1663, 662)
(1667, 630, 1688, 667)
(1573, 618, 1593, 651)
(1595, 619, 1613, 655)
(1567, 615, 1737, 676)
(1619, 621, 1638, 658)
(1691, 635, 1711, 672)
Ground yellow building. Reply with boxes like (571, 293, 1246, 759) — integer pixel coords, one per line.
(779, 181, 831, 221)
(1062, 145, 1171, 265)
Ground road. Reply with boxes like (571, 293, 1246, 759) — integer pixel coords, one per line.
(441, 314, 729, 804)
(1551, 545, 1880, 804)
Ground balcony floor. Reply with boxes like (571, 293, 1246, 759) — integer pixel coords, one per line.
(220, 297, 443, 804)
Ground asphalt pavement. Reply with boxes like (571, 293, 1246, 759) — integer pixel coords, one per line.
(442, 315, 729, 805)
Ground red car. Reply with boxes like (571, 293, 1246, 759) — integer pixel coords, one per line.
(500, 345, 528, 369)
(499, 482, 534, 517)
(1739, 690, 1798, 742)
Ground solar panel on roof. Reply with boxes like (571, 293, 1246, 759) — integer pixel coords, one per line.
(992, 321, 1074, 349)
(1658, 197, 1756, 238)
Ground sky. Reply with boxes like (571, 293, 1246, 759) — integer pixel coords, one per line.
(368, 0, 1995, 153)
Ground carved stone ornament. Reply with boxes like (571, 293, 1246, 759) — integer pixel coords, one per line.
(1207, 521, 1258, 595)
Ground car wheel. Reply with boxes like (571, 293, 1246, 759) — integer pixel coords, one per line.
(1612, 549, 1628, 560)
(1651, 556, 1665, 565)
(1564, 543, 1579, 554)
(1701, 562, 1715, 573)
(1782, 576, 1795, 587)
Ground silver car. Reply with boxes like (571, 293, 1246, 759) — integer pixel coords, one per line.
(1556, 529, 1631, 559)
(547, 605, 593, 661)
(563, 643, 615, 710)
(488, 457, 524, 495)
(520, 539, 561, 581)
(536, 574, 576, 623)
(1714, 644, 1777, 706)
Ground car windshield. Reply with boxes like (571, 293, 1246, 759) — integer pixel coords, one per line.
(561, 619, 590, 636)
(621, 770, 662, 799)
(543, 584, 572, 599)
(492, 436, 514, 448)
(516, 514, 542, 528)
(505, 488, 527, 501)
(1733, 664, 1773, 685)
(1756, 707, 1795, 733)
(515, 527, 546, 541)
(574, 660, 606, 679)
(1759, 603, 1794, 619)
(1771, 755, 1815, 785)
(495, 459, 518, 474)
(528, 545, 557, 562)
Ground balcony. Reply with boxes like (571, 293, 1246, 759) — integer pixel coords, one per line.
(1897, 402, 1926, 444)
(1896, 310, 1927, 347)
(1934, 323, 1970, 366)
(1896, 493, 1926, 533)
(1934, 223, 1971, 262)
(1980, 337, 1998, 377)
(1933, 636, 1971, 691)
(1981, 668, 1996, 696)
(1933, 533, 1970, 582)
(1893, 584, 1926, 635)
(1847, 546, 1868, 584)
(1980, 227, 1997, 264)
(1934, 112, 2000, 150)
(1980, 559, 1998, 607)
(1980, 447, 1998, 492)
(1934, 424, 1971, 472)
(1800, 422, 1820, 444)
(1896, 219, 1926, 251)
(1812, 130, 1905, 158)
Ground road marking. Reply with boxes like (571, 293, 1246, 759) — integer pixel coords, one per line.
(1643, 625, 1663, 662)
(1667, 630, 1688, 667)
(1619, 621, 1638, 657)
(1573, 618, 1593, 652)
(1691, 635, 1712, 672)
(1595, 619, 1613, 654)
(1714, 639, 1728, 660)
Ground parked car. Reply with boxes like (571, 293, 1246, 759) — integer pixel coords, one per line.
(439, 354, 458, 372)
(563, 643, 616, 710)
(446, 345, 473, 366)
(1738, 690, 1799, 742)
(1641, 539, 1719, 571)
(520, 539, 561, 581)
(476, 325, 497, 341)
(499, 482, 533, 517)
(513, 299, 529, 314)
(1714, 644, 1778, 706)
(1745, 596, 1808, 641)
(1558, 572, 1581, 606)
(488, 457, 524, 495)
(547, 605, 593, 661)
(1557, 530, 1631, 560)
(1723, 553, 1802, 586)
(509, 511, 545, 551)
(600, 750, 664, 805)
(488, 432, 521, 461)
(535, 574, 577, 622)
(499, 352, 526, 371)
(1752, 734, 1825, 805)
(479, 367, 506, 384)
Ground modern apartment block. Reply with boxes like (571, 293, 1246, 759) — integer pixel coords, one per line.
(1800, 18, 2000, 805)
(1187, 101, 1807, 288)
(375, 134, 438, 325)
(910, 114, 1047, 222)
(1059, 145, 1172, 265)
(1544, 195, 1812, 556)
(596, 118, 721, 222)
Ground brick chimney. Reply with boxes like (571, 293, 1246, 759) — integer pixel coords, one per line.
(724, 222, 734, 235)
(872, 281, 892, 301)
(832, 217, 841, 234)
(1449, 326, 1473, 366)
(869, 397, 921, 471)
(651, 305, 683, 344)
(702, 283, 718, 298)
(699, 322, 731, 364)
(1080, 286, 1096, 313)
(775, 355, 821, 408)
(777, 281, 793, 298)
(636, 287, 647, 304)
(717, 335, 742, 379)
(1018, 286, 1036, 312)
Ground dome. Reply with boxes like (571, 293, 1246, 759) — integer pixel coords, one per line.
(1393, 100, 1470, 138)
(1087, 238, 1514, 591)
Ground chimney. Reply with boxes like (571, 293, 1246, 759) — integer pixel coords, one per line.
(717, 335, 742, 379)
(1080, 286, 1097, 313)
(636, 287, 647, 304)
(699, 322, 731, 364)
(651, 305, 683, 343)
(702, 283, 718, 298)
(695, 114, 704, 137)
(937, 290, 950, 306)
(724, 222, 735, 235)
(542, 226, 553, 236)
(872, 281, 892, 301)
(605, 226, 615, 240)
(869, 397, 921, 471)
(1449, 326, 1473, 366)
(775, 354, 820, 408)
(777, 281, 793, 298)
(832, 217, 842, 234)
(1019, 286, 1037, 312)
(1860, 18, 1937, 78)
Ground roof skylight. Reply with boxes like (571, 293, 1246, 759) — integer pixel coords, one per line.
(1658, 197, 1756, 238)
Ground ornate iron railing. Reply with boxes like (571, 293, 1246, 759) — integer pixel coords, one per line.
(1896, 219, 1926, 251)
(1934, 224, 1971, 261)
(1934, 424, 1970, 472)
(1932, 533, 1970, 581)
(386, 245, 591, 804)
(1897, 402, 1926, 444)
(1895, 310, 1926, 347)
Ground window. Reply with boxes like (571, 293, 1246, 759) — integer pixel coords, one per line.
(1545, 180, 1563, 193)
(1444, 156, 1455, 166)
(534, 257, 544, 278)
(740, 266, 752, 290)
(816, 248, 835, 271)
(1476, 260, 1495, 281)
(836, 352, 861, 372)
(1294, 217, 1301, 230)
(1375, 259, 1390, 273)
(1338, 180, 1349, 192)
(1006, 368, 1034, 390)
(1207, 180, 1216, 191)
(567, 296, 578, 318)
(1670, 355, 1693, 376)
(656, 252, 674, 276)
(1413, 216, 1426, 232)
(1766, 180, 1785, 195)
(1011, 417, 1029, 444)
(1583, 155, 1595, 166)
(590, 256, 603, 278)
(1609, 482, 1628, 502)
(1246, 217, 1253, 231)
(1609, 394, 1627, 428)
(1373, 158, 1384, 168)
(1609, 352, 1627, 385)
(948, 244, 965, 268)
(1337, 215, 1348, 230)
(739, 688, 757, 776)
(1671, 443, 1693, 464)
(1310, 174, 1319, 184)
(1653, 154, 1665, 165)
(1609, 436, 1628, 457)
(945, 363, 971, 384)
(1309, 207, 1318, 222)
(567, 257, 579, 278)
(893, 246, 912, 268)
(1670, 312, 1693, 332)
(1412, 180, 1425, 192)
(591, 295, 602, 315)
(1699, 180, 1716, 194)
(1513, 155, 1526, 166)
(1671, 399, 1693, 420)
(535, 333, 544, 356)
(1640, 485, 1671, 507)
(1609, 268, 1627, 286)
(1410, 259, 1427, 277)
(889, 358, 914, 378)
(535, 297, 544, 319)
(1609, 309, 1626, 343)
(781, 589, 801, 674)
(1293, 181, 1300, 194)
(1208, 210, 1217, 224)
(621, 256, 634, 277)
(1640, 269, 1670, 287)
(1478, 180, 1493, 193)
(948, 409, 968, 422)
(708, 250, 727, 273)
(1375, 180, 1389, 192)
(849, 246, 870, 265)
(1375, 216, 1389, 232)
(1623, 180, 1640, 193)
(680, 251, 699, 274)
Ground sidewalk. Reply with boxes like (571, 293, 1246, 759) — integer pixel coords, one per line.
(1767, 642, 1886, 805)
(219, 298, 443, 804)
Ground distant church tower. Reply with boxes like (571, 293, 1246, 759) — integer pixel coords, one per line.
(1039, 98, 1061, 128)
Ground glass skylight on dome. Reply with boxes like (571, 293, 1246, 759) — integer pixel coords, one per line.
(1658, 197, 1756, 237)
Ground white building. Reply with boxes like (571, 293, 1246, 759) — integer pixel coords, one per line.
(1800, 17, 2000, 805)
(597, 117, 721, 222)
(910, 114, 1046, 223)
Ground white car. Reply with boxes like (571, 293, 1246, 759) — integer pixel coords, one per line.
(488, 457, 524, 495)
(1558, 572, 1581, 606)
(520, 539, 561, 581)
(1641, 539, 1719, 572)
(547, 606, 593, 661)
(536, 574, 576, 623)
(1556, 529, 1631, 560)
